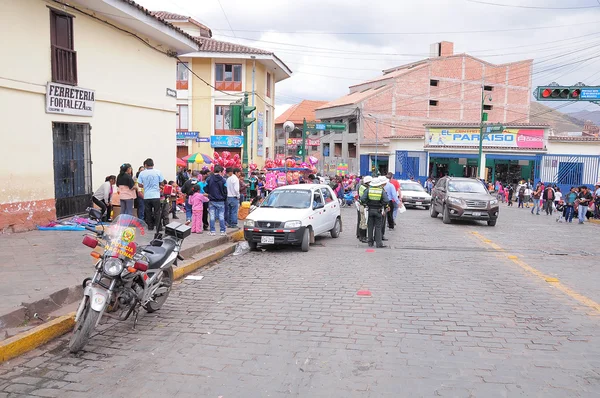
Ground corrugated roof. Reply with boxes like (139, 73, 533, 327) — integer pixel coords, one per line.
(275, 100, 328, 125)
(317, 85, 393, 110)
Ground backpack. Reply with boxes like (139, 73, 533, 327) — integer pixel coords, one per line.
(519, 186, 525, 194)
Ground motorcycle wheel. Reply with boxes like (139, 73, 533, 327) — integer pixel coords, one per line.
(68, 299, 100, 353)
(145, 267, 173, 313)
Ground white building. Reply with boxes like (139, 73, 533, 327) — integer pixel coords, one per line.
(0, 0, 200, 232)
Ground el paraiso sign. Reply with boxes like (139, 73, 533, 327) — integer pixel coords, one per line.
(46, 82, 95, 117)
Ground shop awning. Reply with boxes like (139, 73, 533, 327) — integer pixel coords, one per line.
(428, 153, 478, 159)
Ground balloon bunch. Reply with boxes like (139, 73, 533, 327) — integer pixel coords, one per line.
(213, 151, 242, 169)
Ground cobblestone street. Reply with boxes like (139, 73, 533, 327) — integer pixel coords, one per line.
(1, 206, 599, 397)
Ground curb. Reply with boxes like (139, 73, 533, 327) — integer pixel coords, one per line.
(589, 219, 600, 225)
(0, 230, 245, 364)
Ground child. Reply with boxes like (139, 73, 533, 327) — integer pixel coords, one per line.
(168, 181, 179, 219)
(159, 180, 170, 230)
(188, 184, 209, 233)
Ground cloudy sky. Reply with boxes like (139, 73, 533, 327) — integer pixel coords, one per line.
(137, 0, 600, 117)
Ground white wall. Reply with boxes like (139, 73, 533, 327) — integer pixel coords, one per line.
(547, 141, 600, 156)
(0, 0, 178, 204)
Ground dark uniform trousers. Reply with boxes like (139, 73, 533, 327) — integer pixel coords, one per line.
(367, 207, 384, 247)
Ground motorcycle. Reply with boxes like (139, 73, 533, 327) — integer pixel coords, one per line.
(69, 209, 191, 353)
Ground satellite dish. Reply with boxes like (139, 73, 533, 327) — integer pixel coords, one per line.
(283, 121, 295, 133)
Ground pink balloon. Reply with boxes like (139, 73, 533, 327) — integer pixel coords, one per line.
(300, 162, 308, 168)
(233, 154, 240, 161)
(308, 156, 318, 165)
(222, 151, 231, 160)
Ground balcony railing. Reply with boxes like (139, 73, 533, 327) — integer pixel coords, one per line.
(51, 45, 77, 85)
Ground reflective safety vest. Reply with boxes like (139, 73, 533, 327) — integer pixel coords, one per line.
(368, 187, 383, 201)
(358, 184, 367, 197)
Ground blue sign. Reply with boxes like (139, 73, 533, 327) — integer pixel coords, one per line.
(196, 137, 210, 143)
(210, 135, 244, 148)
(580, 88, 600, 100)
(176, 131, 199, 140)
(315, 123, 326, 130)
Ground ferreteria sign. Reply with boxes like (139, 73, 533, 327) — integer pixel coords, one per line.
(46, 82, 96, 117)
(426, 128, 545, 149)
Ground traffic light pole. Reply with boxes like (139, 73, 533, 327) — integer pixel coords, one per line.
(242, 93, 250, 175)
(301, 118, 307, 162)
(478, 89, 489, 180)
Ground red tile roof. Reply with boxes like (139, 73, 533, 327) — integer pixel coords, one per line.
(275, 100, 328, 125)
(151, 11, 212, 38)
(118, 1, 202, 47)
(196, 37, 272, 55)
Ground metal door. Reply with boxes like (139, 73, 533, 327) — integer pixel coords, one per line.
(52, 122, 92, 218)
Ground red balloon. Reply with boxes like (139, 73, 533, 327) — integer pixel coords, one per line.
(213, 151, 221, 159)
(222, 151, 231, 160)
(233, 154, 240, 161)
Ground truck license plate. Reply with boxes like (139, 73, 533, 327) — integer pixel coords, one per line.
(261, 236, 275, 244)
(472, 212, 481, 217)
(416, 201, 422, 206)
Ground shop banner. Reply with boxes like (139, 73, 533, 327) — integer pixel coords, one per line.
(427, 128, 544, 149)
(176, 131, 199, 140)
(46, 82, 95, 117)
(210, 135, 243, 148)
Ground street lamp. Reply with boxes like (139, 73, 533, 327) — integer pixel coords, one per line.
(367, 113, 378, 176)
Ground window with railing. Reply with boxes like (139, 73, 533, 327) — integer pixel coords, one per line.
(50, 9, 77, 85)
(215, 63, 242, 91)
(176, 105, 189, 132)
(177, 62, 189, 90)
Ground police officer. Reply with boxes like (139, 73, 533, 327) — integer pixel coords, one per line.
(360, 177, 390, 248)
(356, 176, 372, 243)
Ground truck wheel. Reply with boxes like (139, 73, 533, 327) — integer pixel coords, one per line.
(301, 228, 310, 252)
(442, 205, 452, 224)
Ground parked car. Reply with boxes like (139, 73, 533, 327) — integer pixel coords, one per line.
(243, 184, 342, 252)
(430, 177, 499, 226)
(398, 180, 432, 209)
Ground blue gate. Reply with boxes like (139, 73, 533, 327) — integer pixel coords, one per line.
(395, 151, 428, 184)
(359, 154, 370, 176)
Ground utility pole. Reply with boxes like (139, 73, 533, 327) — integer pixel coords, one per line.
(478, 88, 489, 180)
(375, 118, 378, 177)
(301, 118, 307, 162)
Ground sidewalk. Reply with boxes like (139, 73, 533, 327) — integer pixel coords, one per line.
(0, 218, 242, 329)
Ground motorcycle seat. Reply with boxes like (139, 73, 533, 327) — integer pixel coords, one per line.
(142, 240, 176, 269)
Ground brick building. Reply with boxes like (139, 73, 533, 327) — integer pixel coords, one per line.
(316, 41, 537, 180)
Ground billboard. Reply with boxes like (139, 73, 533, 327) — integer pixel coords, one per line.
(426, 128, 544, 149)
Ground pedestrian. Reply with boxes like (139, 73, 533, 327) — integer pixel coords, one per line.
(188, 184, 209, 233)
(564, 187, 578, 223)
(524, 186, 531, 208)
(497, 182, 505, 203)
(554, 187, 562, 211)
(249, 172, 258, 198)
(199, 170, 209, 230)
(224, 168, 233, 226)
(134, 166, 145, 220)
(594, 182, 600, 219)
(360, 177, 390, 248)
(424, 177, 433, 194)
(507, 185, 514, 206)
(531, 183, 542, 215)
(517, 184, 525, 208)
(207, 165, 227, 236)
(181, 171, 200, 225)
(137, 158, 164, 231)
(384, 173, 400, 230)
(177, 167, 189, 188)
(543, 184, 555, 215)
(577, 185, 593, 224)
(226, 167, 242, 229)
(356, 176, 371, 243)
(92, 175, 116, 222)
(117, 163, 136, 216)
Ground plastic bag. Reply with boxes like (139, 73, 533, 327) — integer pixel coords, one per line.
(233, 241, 250, 256)
(398, 204, 407, 214)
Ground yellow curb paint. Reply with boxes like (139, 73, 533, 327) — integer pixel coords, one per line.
(0, 313, 75, 364)
(471, 232, 600, 314)
(173, 244, 236, 280)
(589, 219, 600, 225)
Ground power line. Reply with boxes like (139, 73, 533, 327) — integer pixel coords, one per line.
(216, 0, 236, 39)
(466, 0, 600, 10)
(211, 19, 600, 35)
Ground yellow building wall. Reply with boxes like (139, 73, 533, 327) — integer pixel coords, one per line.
(187, 57, 276, 168)
(0, 0, 179, 230)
